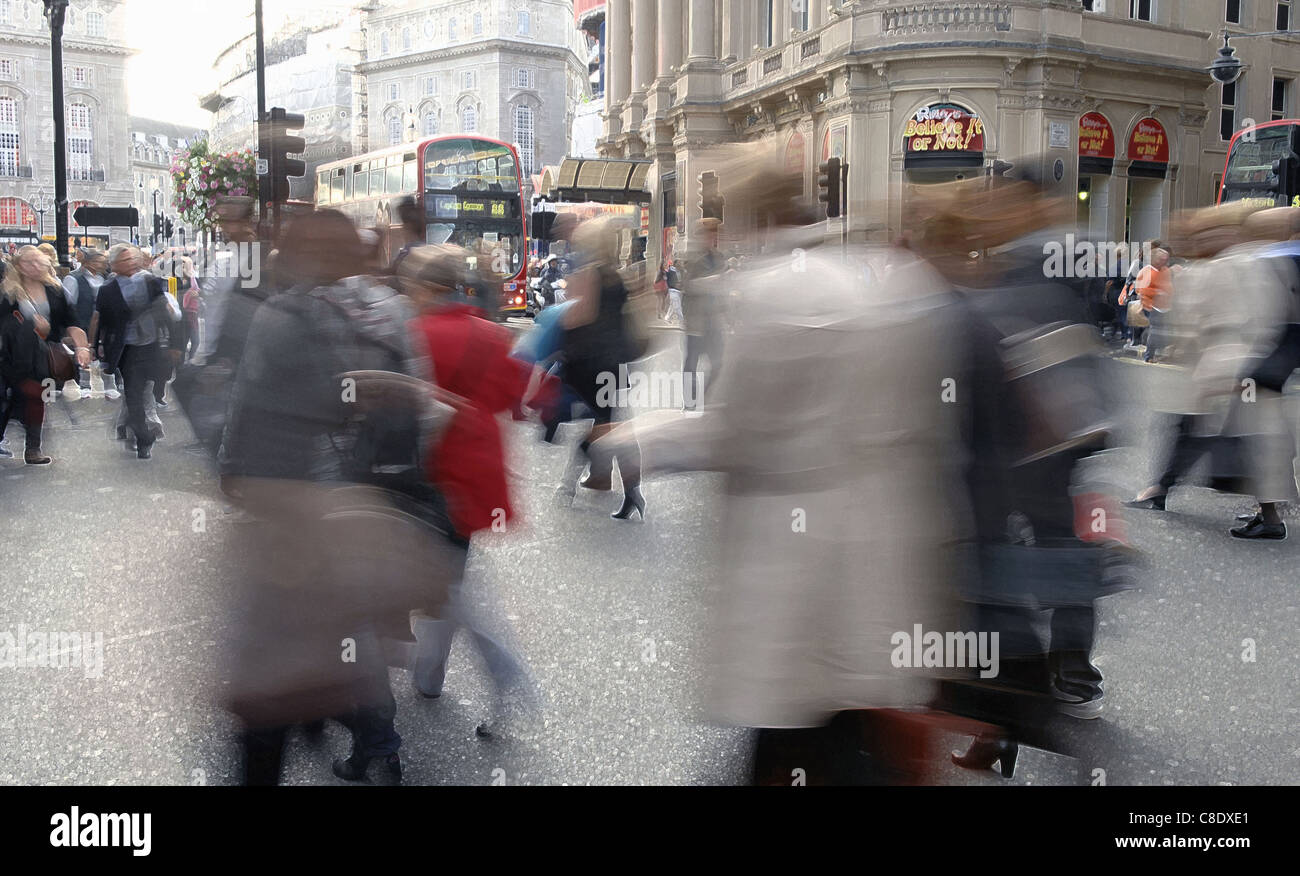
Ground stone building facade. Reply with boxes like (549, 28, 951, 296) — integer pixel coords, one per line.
(0, 0, 134, 245)
(128, 116, 206, 248)
(596, 0, 1300, 267)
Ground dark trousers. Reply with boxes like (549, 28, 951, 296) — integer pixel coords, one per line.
(119, 343, 159, 448)
(683, 331, 723, 410)
(0, 378, 45, 451)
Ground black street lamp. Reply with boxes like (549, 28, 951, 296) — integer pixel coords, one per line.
(151, 188, 161, 250)
(1209, 27, 1300, 85)
(42, 0, 71, 268)
(31, 188, 51, 240)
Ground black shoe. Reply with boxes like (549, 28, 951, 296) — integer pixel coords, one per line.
(155, 398, 169, 409)
(332, 749, 402, 784)
(24, 450, 52, 465)
(136, 443, 153, 460)
(1123, 493, 1166, 511)
(952, 735, 1019, 779)
(115, 426, 128, 440)
(611, 485, 646, 521)
(1229, 518, 1286, 540)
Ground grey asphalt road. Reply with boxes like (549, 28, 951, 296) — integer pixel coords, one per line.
(0, 330, 1295, 786)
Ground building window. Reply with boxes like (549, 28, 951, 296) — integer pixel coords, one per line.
(381, 32, 390, 55)
(86, 11, 104, 37)
(0, 197, 32, 225)
(68, 65, 90, 87)
(514, 104, 534, 175)
(517, 67, 533, 88)
(387, 82, 400, 101)
(461, 105, 477, 133)
(0, 96, 19, 177)
(1221, 78, 1238, 141)
(424, 76, 438, 96)
(68, 103, 92, 180)
(463, 70, 476, 90)
(1226, 0, 1242, 23)
(0, 58, 15, 81)
(794, 1, 809, 31)
(402, 26, 411, 50)
(1130, 0, 1153, 21)
(1273, 76, 1292, 120)
(762, 0, 774, 47)
(518, 10, 531, 35)
(473, 12, 482, 35)
(0, 1, 11, 26)
(387, 113, 401, 145)
(449, 17, 458, 41)
(1280, 1, 1292, 30)
(423, 110, 438, 136)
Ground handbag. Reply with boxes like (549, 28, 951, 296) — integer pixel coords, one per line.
(46, 340, 78, 384)
(1126, 299, 1149, 328)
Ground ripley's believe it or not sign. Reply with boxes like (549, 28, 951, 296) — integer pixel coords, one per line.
(904, 104, 986, 154)
(1128, 117, 1169, 164)
(1078, 112, 1116, 159)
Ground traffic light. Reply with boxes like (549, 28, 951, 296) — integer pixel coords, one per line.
(261, 106, 307, 202)
(164, 217, 174, 240)
(698, 171, 724, 222)
(818, 157, 842, 218)
(152, 213, 162, 241)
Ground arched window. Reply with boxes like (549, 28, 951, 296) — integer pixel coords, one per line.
(461, 104, 477, 133)
(0, 96, 19, 177)
(422, 109, 438, 137)
(387, 112, 402, 145)
(513, 104, 534, 175)
(67, 102, 93, 181)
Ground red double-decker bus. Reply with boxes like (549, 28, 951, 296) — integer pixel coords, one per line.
(1218, 119, 1300, 208)
(315, 134, 529, 317)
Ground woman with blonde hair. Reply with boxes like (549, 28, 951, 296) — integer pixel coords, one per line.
(0, 245, 92, 463)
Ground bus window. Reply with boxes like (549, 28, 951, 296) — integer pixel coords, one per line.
(355, 168, 368, 199)
(331, 169, 344, 204)
(403, 159, 417, 194)
(371, 162, 384, 197)
(317, 172, 329, 206)
(387, 157, 403, 194)
(345, 167, 354, 201)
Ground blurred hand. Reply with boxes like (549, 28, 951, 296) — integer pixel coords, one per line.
(76, 348, 91, 368)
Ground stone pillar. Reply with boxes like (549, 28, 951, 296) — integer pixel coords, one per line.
(657, 0, 683, 79)
(632, 0, 656, 96)
(607, 0, 632, 107)
(688, 0, 716, 63)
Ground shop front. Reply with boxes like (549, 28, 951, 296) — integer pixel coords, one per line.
(1125, 117, 1170, 245)
(1077, 112, 1116, 239)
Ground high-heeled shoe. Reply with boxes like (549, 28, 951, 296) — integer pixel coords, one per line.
(951, 735, 1018, 778)
(332, 745, 402, 784)
(1123, 493, 1166, 511)
(611, 486, 646, 521)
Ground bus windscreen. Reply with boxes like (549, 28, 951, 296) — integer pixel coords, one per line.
(1222, 125, 1296, 205)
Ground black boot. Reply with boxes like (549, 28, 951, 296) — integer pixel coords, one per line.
(952, 735, 1019, 779)
(332, 744, 402, 784)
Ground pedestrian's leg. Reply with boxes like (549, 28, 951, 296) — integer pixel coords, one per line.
(120, 346, 154, 449)
(240, 724, 288, 786)
(19, 379, 47, 462)
(1048, 604, 1103, 701)
(682, 335, 702, 410)
(411, 613, 458, 697)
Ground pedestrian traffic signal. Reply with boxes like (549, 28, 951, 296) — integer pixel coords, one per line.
(698, 171, 724, 222)
(818, 157, 842, 218)
(261, 107, 307, 202)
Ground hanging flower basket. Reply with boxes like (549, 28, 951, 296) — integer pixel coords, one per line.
(171, 139, 259, 234)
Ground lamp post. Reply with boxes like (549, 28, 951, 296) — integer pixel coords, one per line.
(1209, 27, 1300, 86)
(42, 0, 71, 268)
(31, 188, 51, 241)
(152, 188, 161, 250)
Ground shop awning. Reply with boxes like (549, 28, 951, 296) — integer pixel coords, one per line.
(552, 158, 652, 205)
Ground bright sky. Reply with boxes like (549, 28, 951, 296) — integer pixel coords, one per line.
(125, 0, 343, 127)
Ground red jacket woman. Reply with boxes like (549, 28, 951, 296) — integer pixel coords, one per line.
(412, 301, 530, 538)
